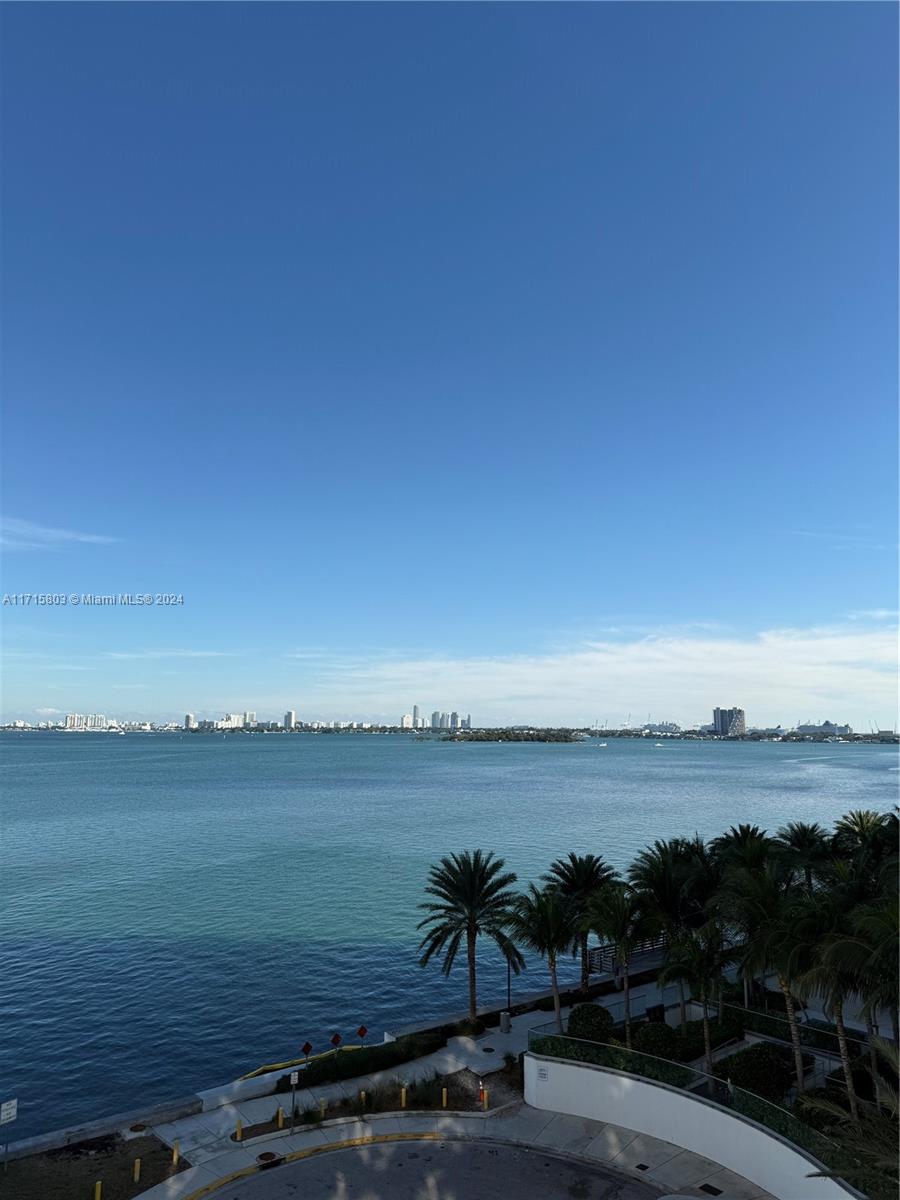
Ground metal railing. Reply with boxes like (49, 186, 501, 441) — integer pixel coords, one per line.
(527, 1025, 854, 1182)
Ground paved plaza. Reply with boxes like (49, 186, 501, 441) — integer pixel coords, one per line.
(209, 1140, 661, 1200)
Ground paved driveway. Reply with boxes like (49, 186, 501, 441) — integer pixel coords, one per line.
(211, 1139, 660, 1199)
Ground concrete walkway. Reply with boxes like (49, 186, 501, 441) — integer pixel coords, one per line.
(135, 1105, 775, 1200)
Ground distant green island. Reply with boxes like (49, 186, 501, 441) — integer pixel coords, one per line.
(442, 729, 579, 743)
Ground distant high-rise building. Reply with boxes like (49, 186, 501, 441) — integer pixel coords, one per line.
(450, 712, 460, 729)
(431, 711, 441, 730)
(401, 713, 414, 729)
(413, 705, 420, 723)
(440, 712, 450, 729)
(284, 710, 296, 730)
(465, 714, 472, 729)
(713, 707, 746, 737)
(244, 711, 256, 728)
(185, 713, 197, 730)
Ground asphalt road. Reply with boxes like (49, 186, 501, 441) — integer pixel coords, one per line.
(211, 1139, 661, 1199)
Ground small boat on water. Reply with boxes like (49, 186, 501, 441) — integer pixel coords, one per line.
(597, 742, 607, 748)
(654, 743, 664, 748)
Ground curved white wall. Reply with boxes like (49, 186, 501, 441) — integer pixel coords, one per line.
(524, 1053, 860, 1200)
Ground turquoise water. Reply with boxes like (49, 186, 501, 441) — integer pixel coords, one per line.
(1, 732, 896, 1138)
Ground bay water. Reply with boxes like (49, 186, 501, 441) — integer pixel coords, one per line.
(1, 732, 896, 1139)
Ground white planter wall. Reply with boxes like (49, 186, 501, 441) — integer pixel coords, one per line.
(525, 1053, 859, 1200)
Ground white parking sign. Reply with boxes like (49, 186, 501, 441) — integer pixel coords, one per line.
(0, 1099, 17, 1125)
(290, 1072, 299, 1086)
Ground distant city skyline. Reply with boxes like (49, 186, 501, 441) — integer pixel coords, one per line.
(1, 4, 896, 730)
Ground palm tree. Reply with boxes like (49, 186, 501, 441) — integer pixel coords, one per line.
(660, 922, 728, 1074)
(629, 838, 693, 1022)
(790, 893, 862, 1123)
(712, 824, 773, 874)
(506, 884, 577, 1031)
(774, 821, 830, 895)
(719, 858, 807, 1092)
(417, 850, 524, 1021)
(543, 852, 616, 993)
(585, 883, 656, 1049)
(826, 896, 900, 1048)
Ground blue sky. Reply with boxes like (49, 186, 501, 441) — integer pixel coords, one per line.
(1, 2, 897, 727)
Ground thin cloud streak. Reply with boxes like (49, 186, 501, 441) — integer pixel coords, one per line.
(0, 516, 118, 549)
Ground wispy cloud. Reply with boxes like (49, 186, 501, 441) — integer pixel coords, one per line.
(848, 609, 898, 622)
(103, 650, 239, 660)
(282, 622, 898, 728)
(1, 516, 118, 550)
(791, 529, 891, 552)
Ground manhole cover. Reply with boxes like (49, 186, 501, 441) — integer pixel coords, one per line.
(129, 1124, 146, 1133)
(257, 1152, 278, 1163)
(482, 1046, 495, 1053)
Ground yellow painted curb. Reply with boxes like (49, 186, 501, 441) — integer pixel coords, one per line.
(179, 1132, 442, 1200)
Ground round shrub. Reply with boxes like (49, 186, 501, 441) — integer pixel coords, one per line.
(567, 1003, 614, 1043)
(633, 1021, 679, 1060)
(714, 1043, 792, 1103)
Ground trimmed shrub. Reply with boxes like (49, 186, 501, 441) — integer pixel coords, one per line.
(275, 1029, 447, 1093)
(567, 1003, 614, 1043)
(632, 1021, 679, 1060)
(714, 1043, 792, 1103)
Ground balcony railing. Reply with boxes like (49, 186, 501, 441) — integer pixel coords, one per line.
(527, 1025, 865, 1191)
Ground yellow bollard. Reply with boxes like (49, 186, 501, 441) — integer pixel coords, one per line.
(133, 1157, 141, 1183)
(482, 1089, 489, 1112)
(400, 1086, 407, 1109)
(277, 1106, 284, 1130)
(441, 1087, 448, 1108)
(360, 1090, 366, 1107)
(172, 1138, 180, 1166)
(319, 1098, 326, 1120)
(235, 1119, 243, 1142)
(94, 1183, 102, 1200)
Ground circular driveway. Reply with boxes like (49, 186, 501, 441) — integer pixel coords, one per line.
(211, 1139, 660, 1199)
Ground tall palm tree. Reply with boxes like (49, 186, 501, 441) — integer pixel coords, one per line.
(660, 922, 728, 1074)
(506, 884, 577, 1031)
(719, 858, 807, 1092)
(629, 838, 693, 1021)
(774, 821, 830, 895)
(543, 852, 616, 993)
(826, 896, 900, 1047)
(417, 850, 524, 1021)
(790, 893, 862, 1123)
(585, 883, 656, 1049)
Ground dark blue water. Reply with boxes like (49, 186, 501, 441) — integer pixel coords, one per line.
(1, 732, 896, 1139)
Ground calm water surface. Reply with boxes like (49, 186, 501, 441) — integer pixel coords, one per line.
(1, 732, 896, 1138)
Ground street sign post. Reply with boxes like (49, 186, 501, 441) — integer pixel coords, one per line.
(1, 1099, 17, 1173)
(289, 1072, 299, 1134)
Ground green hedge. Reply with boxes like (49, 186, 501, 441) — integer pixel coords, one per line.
(672, 1012, 743, 1063)
(632, 1021, 679, 1059)
(567, 1004, 614, 1043)
(275, 1029, 448, 1092)
(714, 1043, 793, 1103)
(530, 1034, 695, 1090)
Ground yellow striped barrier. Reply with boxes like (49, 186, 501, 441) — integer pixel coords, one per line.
(239, 1044, 364, 1081)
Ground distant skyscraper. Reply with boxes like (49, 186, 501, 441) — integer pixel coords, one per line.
(439, 712, 450, 729)
(184, 713, 197, 730)
(713, 707, 746, 737)
(431, 711, 441, 730)
(450, 711, 459, 729)
(413, 704, 420, 723)
(244, 711, 256, 727)
(465, 714, 472, 729)
(401, 713, 414, 729)
(284, 710, 296, 730)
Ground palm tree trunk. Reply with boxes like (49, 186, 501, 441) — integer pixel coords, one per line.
(549, 956, 563, 1033)
(466, 927, 477, 1022)
(702, 992, 713, 1075)
(832, 1002, 860, 1124)
(580, 931, 590, 993)
(805, 866, 813, 896)
(779, 976, 806, 1093)
(864, 1012, 881, 1112)
(623, 958, 632, 1049)
(742, 975, 749, 1009)
(679, 979, 687, 1025)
